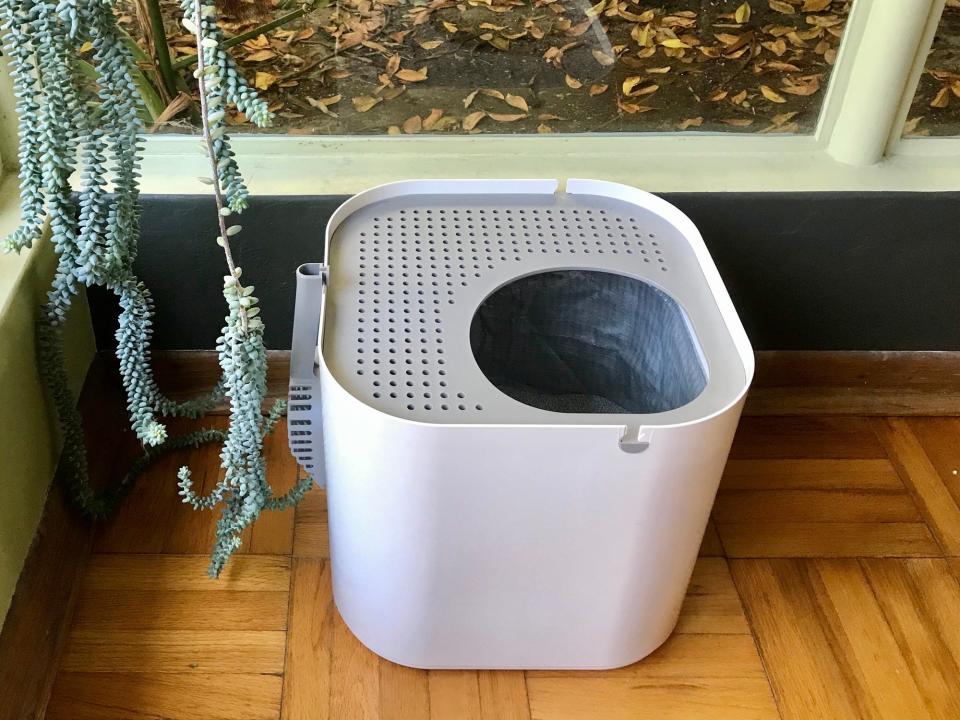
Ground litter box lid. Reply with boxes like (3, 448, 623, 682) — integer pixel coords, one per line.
(319, 179, 752, 427)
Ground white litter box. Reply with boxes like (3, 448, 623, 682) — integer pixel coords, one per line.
(288, 179, 753, 670)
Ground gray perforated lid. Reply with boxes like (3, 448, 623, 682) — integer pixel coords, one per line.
(321, 186, 747, 426)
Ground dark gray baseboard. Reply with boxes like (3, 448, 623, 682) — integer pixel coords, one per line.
(89, 192, 960, 351)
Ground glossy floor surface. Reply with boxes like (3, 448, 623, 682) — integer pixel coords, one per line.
(46, 416, 960, 719)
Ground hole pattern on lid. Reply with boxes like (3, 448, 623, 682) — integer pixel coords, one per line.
(351, 206, 667, 416)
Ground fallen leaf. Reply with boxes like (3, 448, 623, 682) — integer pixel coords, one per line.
(623, 77, 658, 97)
(245, 49, 277, 62)
(387, 125, 401, 135)
(403, 115, 422, 134)
(479, 88, 506, 100)
(352, 95, 382, 112)
(463, 89, 479, 108)
(930, 86, 950, 108)
(565, 74, 583, 89)
(679, 116, 704, 129)
(419, 39, 443, 50)
(422, 108, 444, 130)
(254, 71, 277, 90)
(395, 67, 428, 82)
(537, 123, 554, 133)
(660, 38, 690, 49)
(617, 99, 654, 114)
(592, 49, 616, 66)
(769, 0, 795, 13)
(589, 83, 609, 95)
(386, 54, 401, 76)
(505, 94, 529, 112)
(647, 66, 672, 74)
(902, 116, 923, 134)
(585, 0, 607, 19)
(731, 89, 748, 104)
(760, 84, 787, 103)
(721, 117, 754, 126)
(735, 2, 751, 23)
(442, 20, 458, 33)
(463, 110, 486, 130)
(488, 112, 527, 122)
(802, 0, 831, 10)
(306, 94, 342, 116)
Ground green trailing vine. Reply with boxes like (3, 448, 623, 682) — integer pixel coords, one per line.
(0, 0, 311, 576)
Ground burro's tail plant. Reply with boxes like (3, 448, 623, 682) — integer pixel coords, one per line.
(0, 0, 310, 576)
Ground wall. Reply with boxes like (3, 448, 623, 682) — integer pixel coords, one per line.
(90, 192, 960, 352)
(0, 182, 95, 626)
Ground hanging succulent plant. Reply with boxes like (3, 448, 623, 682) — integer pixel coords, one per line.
(0, 0, 311, 576)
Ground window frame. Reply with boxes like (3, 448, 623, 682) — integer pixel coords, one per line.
(2, 0, 957, 195)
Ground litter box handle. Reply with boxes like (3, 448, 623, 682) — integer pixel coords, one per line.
(289, 263, 328, 486)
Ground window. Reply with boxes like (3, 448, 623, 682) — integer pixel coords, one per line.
(903, 0, 960, 137)
(123, 0, 852, 136)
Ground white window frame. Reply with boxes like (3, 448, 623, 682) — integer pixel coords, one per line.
(1, 0, 957, 195)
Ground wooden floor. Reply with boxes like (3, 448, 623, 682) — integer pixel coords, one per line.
(43, 415, 960, 720)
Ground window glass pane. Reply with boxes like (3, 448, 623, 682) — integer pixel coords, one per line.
(127, 0, 851, 135)
(903, 1, 960, 137)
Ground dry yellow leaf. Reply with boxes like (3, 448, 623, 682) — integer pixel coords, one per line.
(802, 0, 831, 10)
(254, 71, 277, 90)
(352, 95, 382, 112)
(679, 116, 704, 129)
(386, 54, 401, 75)
(769, 0, 795, 13)
(463, 89, 479, 108)
(422, 108, 444, 130)
(731, 89, 748, 104)
(395, 67, 428, 82)
(488, 112, 527, 122)
(902, 116, 923, 135)
(951, 80, 960, 98)
(930, 86, 950, 109)
(721, 117, 754, 126)
(79, 41, 94, 53)
(623, 77, 658, 97)
(463, 110, 486, 130)
(660, 38, 690, 49)
(387, 125, 401, 135)
(592, 49, 616, 66)
(647, 66, 672, 74)
(419, 39, 443, 50)
(505, 94, 529, 112)
(565, 74, 583, 89)
(537, 123, 554, 133)
(585, 0, 607, 18)
(589, 83, 609, 96)
(735, 2, 751, 23)
(479, 88, 506, 100)
(442, 21, 458, 33)
(632, 23, 652, 46)
(617, 100, 654, 114)
(760, 84, 787, 103)
(403, 115, 422, 134)
(245, 49, 276, 62)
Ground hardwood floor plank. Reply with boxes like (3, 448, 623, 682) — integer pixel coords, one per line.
(721, 459, 904, 491)
(527, 634, 770, 680)
(380, 661, 431, 720)
(714, 489, 921, 524)
(906, 418, 960, 510)
(729, 417, 886, 460)
(428, 671, 482, 720)
(861, 559, 960, 720)
(330, 597, 380, 720)
(718, 521, 939, 558)
(478, 671, 531, 720)
(730, 559, 865, 719)
(675, 558, 750, 634)
(811, 559, 929, 720)
(45, 673, 282, 720)
(60, 629, 285, 674)
(293, 487, 330, 558)
(875, 418, 960, 555)
(80, 554, 290, 592)
(699, 519, 725, 557)
(526, 677, 778, 720)
(281, 558, 334, 720)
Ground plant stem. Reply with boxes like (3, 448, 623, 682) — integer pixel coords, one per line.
(172, 6, 312, 71)
(144, 0, 180, 101)
(192, 0, 248, 334)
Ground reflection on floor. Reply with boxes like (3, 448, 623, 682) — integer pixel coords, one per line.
(46, 416, 960, 719)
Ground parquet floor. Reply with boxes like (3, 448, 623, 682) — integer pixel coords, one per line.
(45, 416, 960, 719)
